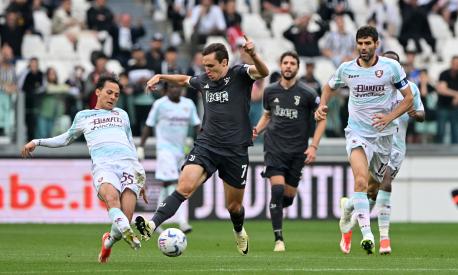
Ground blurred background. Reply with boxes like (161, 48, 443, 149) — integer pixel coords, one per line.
(0, 0, 457, 223)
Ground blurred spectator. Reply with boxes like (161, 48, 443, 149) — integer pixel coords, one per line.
(404, 50, 421, 83)
(86, 0, 115, 33)
(398, 0, 437, 55)
(435, 55, 458, 144)
(65, 65, 86, 119)
(224, 0, 242, 28)
(51, 0, 83, 37)
(22, 57, 44, 141)
(166, 0, 191, 46)
(416, 68, 437, 143)
(117, 71, 135, 122)
(112, 13, 146, 67)
(0, 10, 25, 58)
(185, 51, 204, 109)
(261, 0, 291, 37)
(127, 47, 154, 135)
(367, 0, 400, 37)
(6, 0, 35, 34)
(0, 45, 17, 137)
(321, 13, 356, 67)
(283, 13, 329, 58)
(300, 62, 321, 95)
(36, 67, 70, 138)
(318, 0, 355, 22)
(437, 0, 458, 36)
(85, 51, 109, 109)
(146, 33, 165, 74)
(190, 0, 226, 54)
(161, 46, 184, 75)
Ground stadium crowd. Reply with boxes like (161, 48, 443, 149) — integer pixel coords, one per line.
(0, 0, 457, 143)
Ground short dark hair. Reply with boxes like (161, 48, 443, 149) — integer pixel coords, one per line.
(383, 50, 400, 62)
(166, 46, 178, 53)
(202, 43, 229, 63)
(280, 51, 300, 65)
(356, 25, 378, 42)
(96, 73, 121, 90)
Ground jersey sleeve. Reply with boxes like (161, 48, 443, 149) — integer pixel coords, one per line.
(391, 61, 408, 90)
(188, 74, 203, 90)
(410, 83, 425, 112)
(328, 63, 346, 89)
(145, 101, 160, 127)
(189, 101, 201, 126)
(34, 111, 84, 147)
(236, 64, 256, 81)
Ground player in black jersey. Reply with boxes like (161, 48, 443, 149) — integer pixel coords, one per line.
(135, 38, 269, 255)
(253, 51, 326, 252)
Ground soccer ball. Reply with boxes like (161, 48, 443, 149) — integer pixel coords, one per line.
(157, 228, 187, 257)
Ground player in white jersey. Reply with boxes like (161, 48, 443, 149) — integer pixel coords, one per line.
(340, 51, 425, 255)
(137, 83, 201, 233)
(315, 26, 414, 254)
(21, 74, 146, 263)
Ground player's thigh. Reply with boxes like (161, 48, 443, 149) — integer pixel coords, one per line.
(176, 164, 207, 198)
(120, 188, 137, 221)
(218, 154, 249, 189)
(118, 160, 146, 199)
(223, 181, 245, 213)
(98, 182, 121, 208)
(156, 150, 181, 181)
(349, 147, 370, 183)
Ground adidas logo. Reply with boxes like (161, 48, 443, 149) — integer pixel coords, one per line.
(274, 98, 279, 103)
(204, 84, 209, 89)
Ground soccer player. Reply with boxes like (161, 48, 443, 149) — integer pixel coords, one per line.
(252, 51, 326, 252)
(315, 26, 414, 254)
(21, 74, 146, 263)
(340, 51, 425, 255)
(137, 82, 201, 233)
(135, 37, 269, 255)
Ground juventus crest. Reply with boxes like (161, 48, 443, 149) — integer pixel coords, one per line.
(294, 96, 300, 106)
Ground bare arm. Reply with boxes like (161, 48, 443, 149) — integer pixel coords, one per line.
(305, 118, 326, 164)
(372, 85, 414, 130)
(242, 35, 270, 79)
(408, 110, 425, 122)
(139, 125, 153, 147)
(314, 83, 333, 121)
(437, 81, 458, 98)
(145, 74, 192, 92)
(253, 111, 271, 140)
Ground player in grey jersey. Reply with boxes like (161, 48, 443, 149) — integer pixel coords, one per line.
(21, 74, 147, 263)
(253, 51, 326, 252)
(135, 37, 269, 255)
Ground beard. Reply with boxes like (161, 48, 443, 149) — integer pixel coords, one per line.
(281, 71, 297, 80)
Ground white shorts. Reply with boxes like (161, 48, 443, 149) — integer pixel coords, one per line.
(387, 147, 405, 179)
(92, 159, 146, 198)
(155, 150, 184, 182)
(345, 129, 393, 183)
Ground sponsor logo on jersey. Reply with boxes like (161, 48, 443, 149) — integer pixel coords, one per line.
(294, 96, 300, 106)
(206, 91, 229, 103)
(353, 84, 385, 97)
(375, 70, 384, 78)
(91, 116, 124, 130)
(348, 74, 359, 78)
(274, 105, 298, 119)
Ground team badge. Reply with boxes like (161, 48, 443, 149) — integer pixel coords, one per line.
(294, 96, 300, 106)
(224, 77, 230, 85)
(375, 70, 383, 78)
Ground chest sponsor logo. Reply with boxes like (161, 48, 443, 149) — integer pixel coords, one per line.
(91, 116, 124, 130)
(206, 90, 229, 103)
(274, 105, 298, 119)
(375, 70, 383, 78)
(294, 96, 300, 106)
(354, 84, 385, 97)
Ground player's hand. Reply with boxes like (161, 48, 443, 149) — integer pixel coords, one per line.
(21, 141, 37, 158)
(137, 146, 145, 160)
(145, 74, 161, 93)
(371, 113, 391, 131)
(252, 128, 258, 141)
(407, 108, 416, 118)
(304, 147, 316, 164)
(140, 187, 148, 204)
(242, 35, 256, 57)
(314, 105, 328, 121)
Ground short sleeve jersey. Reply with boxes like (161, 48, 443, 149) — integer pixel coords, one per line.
(392, 81, 424, 153)
(263, 81, 320, 154)
(328, 56, 408, 137)
(67, 107, 137, 163)
(145, 96, 200, 155)
(189, 64, 255, 153)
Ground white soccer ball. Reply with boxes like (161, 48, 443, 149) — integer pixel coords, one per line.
(157, 228, 187, 257)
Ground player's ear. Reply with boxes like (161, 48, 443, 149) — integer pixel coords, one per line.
(222, 58, 228, 66)
(95, 88, 101, 97)
(375, 39, 380, 49)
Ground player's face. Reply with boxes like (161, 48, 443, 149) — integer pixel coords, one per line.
(203, 52, 228, 81)
(167, 85, 182, 101)
(95, 81, 120, 110)
(356, 36, 378, 62)
(280, 55, 299, 80)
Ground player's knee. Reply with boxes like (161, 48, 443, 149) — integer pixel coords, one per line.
(283, 196, 294, 208)
(103, 193, 120, 208)
(227, 201, 242, 213)
(175, 185, 192, 199)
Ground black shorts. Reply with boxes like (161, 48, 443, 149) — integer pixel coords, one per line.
(183, 144, 249, 189)
(262, 151, 305, 187)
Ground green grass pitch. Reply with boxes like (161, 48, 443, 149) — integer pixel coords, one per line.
(1, 221, 457, 274)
